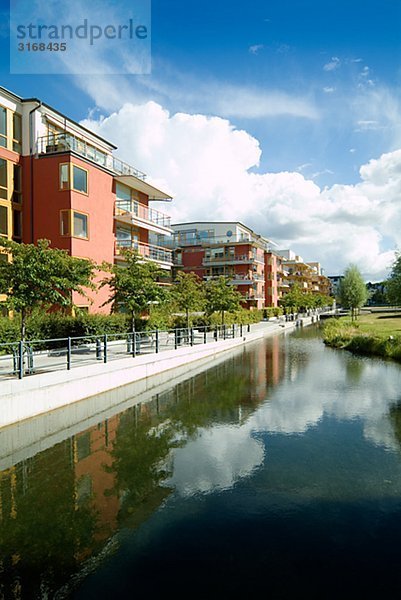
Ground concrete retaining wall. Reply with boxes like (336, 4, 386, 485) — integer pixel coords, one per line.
(0, 319, 313, 429)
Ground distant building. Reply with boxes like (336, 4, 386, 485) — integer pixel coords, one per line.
(328, 275, 344, 297)
(156, 221, 281, 309)
(156, 222, 330, 309)
(278, 251, 331, 296)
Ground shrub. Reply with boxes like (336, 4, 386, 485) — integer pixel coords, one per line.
(0, 311, 131, 345)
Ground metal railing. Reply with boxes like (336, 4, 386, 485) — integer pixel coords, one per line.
(115, 240, 173, 264)
(36, 133, 147, 181)
(115, 201, 171, 228)
(0, 324, 252, 380)
(203, 255, 254, 265)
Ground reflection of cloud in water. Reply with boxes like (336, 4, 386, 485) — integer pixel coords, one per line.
(167, 425, 264, 496)
(169, 345, 401, 497)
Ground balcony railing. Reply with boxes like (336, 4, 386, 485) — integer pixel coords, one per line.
(203, 255, 254, 265)
(115, 201, 171, 229)
(115, 240, 173, 265)
(37, 133, 146, 180)
(244, 293, 264, 301)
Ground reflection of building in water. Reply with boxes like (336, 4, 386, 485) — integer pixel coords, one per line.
(0, 351, 269, 597)
(73, 416, 120, 550)
(265, 335, 286, 387)
(243, 336, 286, 413)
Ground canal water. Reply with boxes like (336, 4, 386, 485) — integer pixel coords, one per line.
(1, 326, 401, 599)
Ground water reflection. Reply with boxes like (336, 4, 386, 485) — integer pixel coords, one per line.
(0, 349, 279, 598)
(1, 328, 401, 597)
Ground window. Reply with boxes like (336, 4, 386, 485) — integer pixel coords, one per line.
(60, 210, 89, 239)
(13, 210, 22, 240)
(60, 164, 69, 190)
(73, 165, 88, 193)
(12, 113, 22, 153)
(76, 305, 89, 314)
(0, 159, 7, 200)
(60, 210, 70, 236)
(73, 211, 88, 239)
(0, 107, 6, 148)
(0, 206, 8, 236)
(60, 163, 88, 193)
(116, 182, 131, 211)
(12, 164, 22, 203)
(116, 226, 132, 241)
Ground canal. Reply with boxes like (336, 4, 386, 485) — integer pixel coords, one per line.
(1, 325, 401, 598)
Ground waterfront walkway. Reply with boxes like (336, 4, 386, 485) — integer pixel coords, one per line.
(0, 316, 318, 429)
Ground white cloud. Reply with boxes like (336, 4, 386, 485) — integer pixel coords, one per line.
(323, 86, 335, 93)
(76, 71, 320, 120)
(81, 102, 401, 280)
(249, 44, 264, 55)
(312, 168, 334, 179)
(296, 162, 312, 172)
(323, 56, 341, 71)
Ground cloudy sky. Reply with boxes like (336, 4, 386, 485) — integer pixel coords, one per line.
(2, 0, 401, 279)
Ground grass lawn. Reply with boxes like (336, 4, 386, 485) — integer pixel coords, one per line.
(353, 311, 401, 337)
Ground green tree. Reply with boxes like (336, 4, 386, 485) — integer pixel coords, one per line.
(279, 284, 305, 312)
(170, 271, 206, 329)
(205, 276, 242, 325)
(0, 239, 95, 339)
(101, 248, 166, 332)
(386, 252, 401, 306)
(339, 264, 368, 320)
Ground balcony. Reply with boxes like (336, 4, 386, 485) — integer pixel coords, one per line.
(115, 240, 173, 269)
(244, 293, 264, 301)
(203, 254, 255, 266)
(37, 133, 146, 180)
(115, 201, 173, 236)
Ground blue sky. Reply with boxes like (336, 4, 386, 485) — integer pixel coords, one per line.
(1, 0, 401, 278)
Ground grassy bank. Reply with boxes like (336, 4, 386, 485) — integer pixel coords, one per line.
(323, 311, 401, 362)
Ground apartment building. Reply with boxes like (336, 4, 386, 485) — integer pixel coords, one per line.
(278, 250, 331, 296)
(0, 86, 174, 313)
(264, 251, 289, 308)
(156, 222, 276, 310)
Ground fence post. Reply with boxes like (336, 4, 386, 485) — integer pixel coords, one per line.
(67, 337, 71, 370)
(190, 328, 194, 346)
(103, 334, 108, 363)
(27, 344, 34, 374)
(223, 325, 226, 340)
(155, 328, 159, 353)
(240, 324, 243, 337)
(214, 326, 218, 342)
(204, 328, 207, 344)
(247, 323, 251, 333)
(132, 332, 137, 357)
(96, 338, 102, 360)
(174, 328, 178, 350)
(232, 324, 235, 339)
(18, 340, 23, 379)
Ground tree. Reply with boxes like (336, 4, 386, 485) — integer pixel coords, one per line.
(279, 284, 305, 312)
(205, 276, 242, 325)
(0, 239, 95, 339)
(101, 248, 166, 332)
(170, 271, 205, 329)
(386, 252, 401, 306)
(339, 264, 368, 320)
